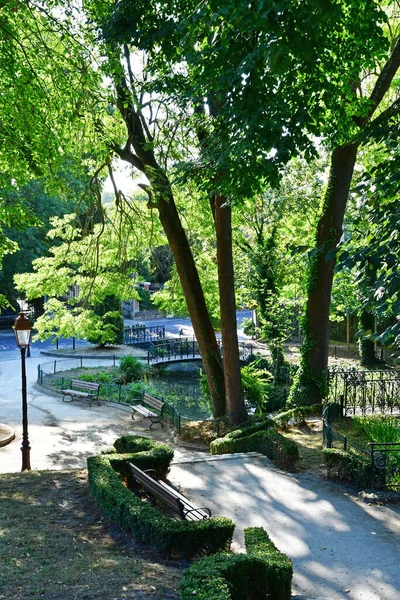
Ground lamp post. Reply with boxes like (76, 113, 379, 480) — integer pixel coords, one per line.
(14, 312, 32, 471)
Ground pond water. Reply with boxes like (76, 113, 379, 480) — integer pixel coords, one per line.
(146, 375, 212, 421)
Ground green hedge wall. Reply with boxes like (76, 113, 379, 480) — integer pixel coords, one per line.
(87, 436, 235, 558)
(323, 448, 372, 488)
(179, 526, 292, 600)
(210, 421, 299, 471)
(272, 404, 322, 429)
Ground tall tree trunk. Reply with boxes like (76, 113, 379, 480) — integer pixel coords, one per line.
(112, 48, 226, 417)
(292, 143, 358, 405)
(214, 194, 247, 424)
(156, 191, 226, 417)
(359, 309, 377, 367)
(359, 261, 379, 367)
(291, 40, 400, 406)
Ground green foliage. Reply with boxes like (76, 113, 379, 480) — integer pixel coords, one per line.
(240, 361, 273, 414)
(323, 448, 371, 488)
(352, 415, 400, 444)
(137, 286, 154, 310)
(210, 422, 299, 471)
(180, 526, 292, 600)
(118, 356, 146, 384)
(89, 295, 124, 345)
(272, 404, 322, 430)
(87, 437, 235, 558)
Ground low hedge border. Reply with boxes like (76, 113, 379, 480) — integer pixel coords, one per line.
(210, 421, 299, 471)
(273, 404, 322, 429)
(87, 435, 235, 558)
(179, 526, 293, 600)
(323, 448, 372, 488)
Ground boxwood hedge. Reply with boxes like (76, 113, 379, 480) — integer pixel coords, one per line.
(179, 526, 292, 600)
(87, 435, 235, 558)
(210, 421, 299, 470)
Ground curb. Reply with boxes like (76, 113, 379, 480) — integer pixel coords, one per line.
(0, 424, 15, 447)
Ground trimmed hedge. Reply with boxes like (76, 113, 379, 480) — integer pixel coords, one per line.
(273, 404, 322, 429)
(87, 436, 235, 558)
(179, 526, 292, 600)
(210, 421, 299, 471)
(323, 448, 371, 488)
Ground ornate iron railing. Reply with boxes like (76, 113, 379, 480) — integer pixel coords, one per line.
(327, 367, 400, 416)
(124, 324, 165, 345)
(369, 442, 400, 491)
(147, 337, 253, 363)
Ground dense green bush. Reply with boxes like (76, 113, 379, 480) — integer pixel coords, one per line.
(323, 448, 371, 488)
(119, 355, 146, 384)
(87, 436, 235, 558)
(273, 404, 322, 429)
(210, 421, 299, 471)
(180, 526, 292, 600)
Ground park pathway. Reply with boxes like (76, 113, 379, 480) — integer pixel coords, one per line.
(0, 355, 399, 599)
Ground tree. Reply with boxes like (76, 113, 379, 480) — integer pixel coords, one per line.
(102, 0, 396, 415)
(14, 201, 161, 344)
(291, 22, 400, 404)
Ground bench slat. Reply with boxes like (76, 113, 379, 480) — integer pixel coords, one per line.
(158, 481, 211, 520)
(127, 463, 210, 521)
(128, 463, 184, 518)
(62, 379, 101, 407)
(130, 393, 164, 429)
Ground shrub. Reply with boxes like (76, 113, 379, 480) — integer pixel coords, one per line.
(179, 526, 292, 600)
(241, 362, 273, 414)
(273, 404, 322, 430)
(210, 421, 299, 471)
(323, 448, 371, 488)
(87, 436, 235, 558)
(119, 355, 145, 384)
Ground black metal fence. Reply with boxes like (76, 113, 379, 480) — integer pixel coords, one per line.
(369, 442, 400, 491)
(328, 367, 400, 416)
(322, 403, 400, 491)
(36, 358, 230, 437)
(147, 337, 254, 363)
(124, 324, 165, 345)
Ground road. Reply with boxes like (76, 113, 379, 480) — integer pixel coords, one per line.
(124, 309, 253, 341)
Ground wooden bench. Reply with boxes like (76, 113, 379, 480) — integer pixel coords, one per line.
(130, 393, 165, 429)
(61, 379, 101, 406)
(127, 462, 211, 521)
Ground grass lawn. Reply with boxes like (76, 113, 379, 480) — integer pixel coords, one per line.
(0, 470, 184, 600)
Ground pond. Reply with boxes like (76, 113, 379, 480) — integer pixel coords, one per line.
(146, 375, 212, 421)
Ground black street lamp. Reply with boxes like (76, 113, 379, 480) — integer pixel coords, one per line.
(14, 312, 32, 471)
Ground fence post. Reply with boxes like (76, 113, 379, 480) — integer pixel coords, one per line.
(80, 357, 83, 368)
(73, 337, 76, 350)
(54, 360, 57, 374)
(339, 394, 344, 417)
(37, 365, 41, 383)
(119, 384, 122, 403)
(113, 355, 116, 367)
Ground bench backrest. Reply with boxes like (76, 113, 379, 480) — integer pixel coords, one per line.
(127, 462, 184, 518)
(143, 393, 164, 412)
(71, 379, 100, 392)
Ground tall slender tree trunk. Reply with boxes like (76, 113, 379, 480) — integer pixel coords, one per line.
(292, 40, 400, 405)
(156, 190, 226, 417)
(359, 310, 377, 367)
(112, 49, 226, 417)
(214, 194, 247, 424)
(293, 143, 358, 404)
(359, 261, 379, 367)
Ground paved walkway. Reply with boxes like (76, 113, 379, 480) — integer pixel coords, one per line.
(1, 355, 400, 600)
